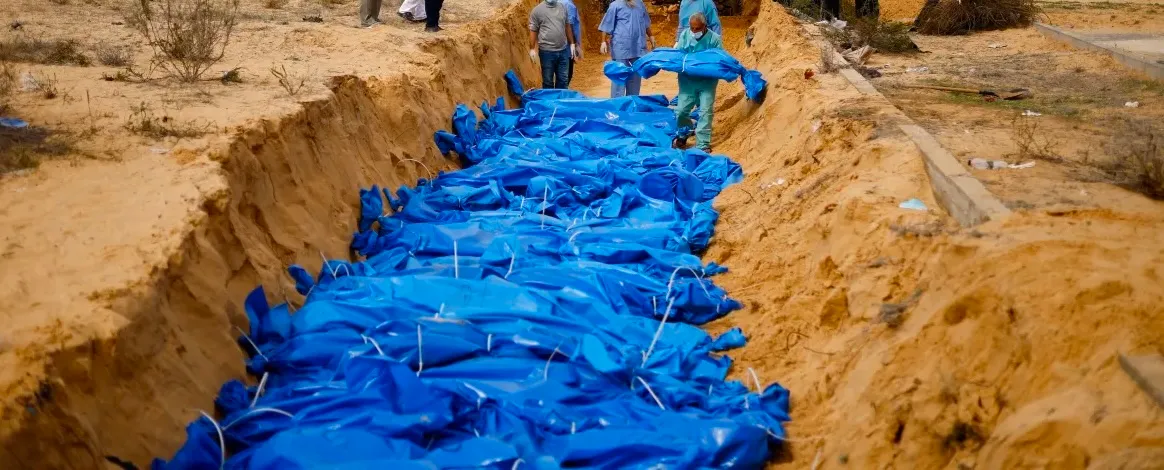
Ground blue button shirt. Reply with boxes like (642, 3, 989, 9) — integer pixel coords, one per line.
(561, 0, 582, 45)
(599, 0, 651, 61)
(677, 0, 722, 36)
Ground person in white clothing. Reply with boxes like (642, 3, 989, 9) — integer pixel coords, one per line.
(398, 0, 426, 22)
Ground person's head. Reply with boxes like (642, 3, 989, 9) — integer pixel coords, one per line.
(689, 13, 707, 36)
(546, 0, 558, 5)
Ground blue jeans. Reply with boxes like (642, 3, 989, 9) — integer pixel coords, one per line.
(609, 58, 641, 98)
(539, 48, 571, 89)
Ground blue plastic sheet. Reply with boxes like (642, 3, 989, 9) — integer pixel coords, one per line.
(154, 71, 789, 470)
(605, 48, 768, 102)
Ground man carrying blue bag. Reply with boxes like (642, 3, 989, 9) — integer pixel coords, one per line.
(673, 13, 722, 152)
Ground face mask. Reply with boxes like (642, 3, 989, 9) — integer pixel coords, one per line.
(693, 31, 705, 40)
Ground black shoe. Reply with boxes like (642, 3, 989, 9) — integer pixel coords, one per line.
(425, 25, 442, 32)
(399, 11, 413, 21)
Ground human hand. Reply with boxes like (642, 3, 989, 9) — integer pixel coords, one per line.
(529, 49, 538, 62)
(600, 42, 608, 55)
(575, 46, 583, 59)
(648, 36, 657, 50)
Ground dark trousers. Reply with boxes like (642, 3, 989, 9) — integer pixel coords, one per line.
(539, 48, 571, 89)
(568, 58, 574, 86)
(424, 0, 443, 27)
(819, 0, 878, 19)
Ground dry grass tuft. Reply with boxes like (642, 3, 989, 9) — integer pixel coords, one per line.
(819, 48, 841, 73)
(1010, 114, 1059, 161)
(133, 0, 239, 82)
(95, 45, 132, 67)
(24, 72, 64, 100)
(0, 61, 14, 111)
(264, 0, 289, 8)
(124, 101, 209, 138)
(914, 0, 1041, 35)
(1102, 118, 1164, 200)
(0, 37, 91, 66)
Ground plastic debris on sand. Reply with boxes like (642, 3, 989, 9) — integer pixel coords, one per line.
(153, 73, 790, 469)
(899, 198, 928, 211)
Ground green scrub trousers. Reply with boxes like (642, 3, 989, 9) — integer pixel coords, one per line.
(676, 74, 717, 150)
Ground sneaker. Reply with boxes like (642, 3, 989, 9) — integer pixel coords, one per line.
(425, 25, 442, 32)
(398, 11, 413, 21)
(698, 146, 712, 153)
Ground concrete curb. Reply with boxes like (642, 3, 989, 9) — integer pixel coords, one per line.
(800, 23, 1012, 227)
(1034, 23, 1164, 82)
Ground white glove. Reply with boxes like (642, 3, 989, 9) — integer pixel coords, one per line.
(529, 49, 538, 62)
(600, 42, 608, 55)
(570, 44, 577, 59)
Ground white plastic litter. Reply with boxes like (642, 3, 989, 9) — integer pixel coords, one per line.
(905, 66, 930, 73)
(1125, 101, 1140, 108)
(1022, 110, 1042, 117)
(899, 198, 928, 211)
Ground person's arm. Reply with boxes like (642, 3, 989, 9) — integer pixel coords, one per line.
(598, 6, 616, 55)
(529, 12, 541, 61)
(706, 1, 723, 35)
(643, 7, 655, 50)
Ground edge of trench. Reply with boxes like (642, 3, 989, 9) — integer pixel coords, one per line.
(0, 0, 546, 466)
(803, 22, 1012, 227)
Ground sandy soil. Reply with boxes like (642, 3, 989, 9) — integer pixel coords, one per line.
(1, 0, 1163, 468)
(699, 3, 1164, 469)
(865, 7, 1164, 212)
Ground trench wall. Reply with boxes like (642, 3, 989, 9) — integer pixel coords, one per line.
(0, 1, 542, 467)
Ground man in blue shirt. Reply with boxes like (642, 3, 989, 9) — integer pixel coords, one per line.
(599, 0, 656, 98)
(673, 13, 722, 152)
(676, 0, 722, 37)
(561, 0, 583, 85)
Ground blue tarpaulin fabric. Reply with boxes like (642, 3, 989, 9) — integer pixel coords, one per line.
(604, 48, 768, 102)
(154, 71, 788, 470)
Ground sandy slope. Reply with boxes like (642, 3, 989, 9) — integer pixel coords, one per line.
(701, 4, 1164, 468)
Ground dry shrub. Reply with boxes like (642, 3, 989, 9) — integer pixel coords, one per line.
(849, 18, 917, 52)
(819, 48, 841, 73)
(1103, 118, 1164, 199)
(49, 0, 70, 4)
(1011, 115, 1059, 161)
(0, 61, 14, 109)
(134, 0, 239, 82)
(264, 0, 289, 8)
(95, 45, 132, 66)
(0, 37, 91, 66)
(24, 72, 63, 99)
(270, 63, 309, 96)
(124, 101, 209, 138)
(914, 0, 1040, 35)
